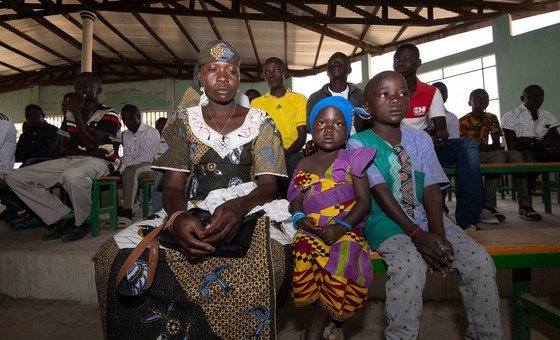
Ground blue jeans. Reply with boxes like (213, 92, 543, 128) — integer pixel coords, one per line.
(437, 138, 483, 227)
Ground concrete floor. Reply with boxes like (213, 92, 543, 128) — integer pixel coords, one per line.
(1, 191, 560, 339)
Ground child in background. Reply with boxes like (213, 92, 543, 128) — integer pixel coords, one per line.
(288, 97, 374, 340)
(348, 71, 502, 339)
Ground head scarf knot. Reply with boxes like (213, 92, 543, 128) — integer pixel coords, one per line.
(309, 96, 371, 137)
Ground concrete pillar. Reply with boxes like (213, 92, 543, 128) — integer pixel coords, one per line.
(360, 52, 372, 85)
(80, 10, 97, 72)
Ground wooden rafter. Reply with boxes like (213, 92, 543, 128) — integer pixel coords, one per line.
(0, 22, 76, 65)
(242, 5, 261, 72)
(391, 7, 423, 43)
(162, 2, 200, 53)
(0, 0, 558, 91)
(132, 12, 181, 61)
(0, 40, 51, 68)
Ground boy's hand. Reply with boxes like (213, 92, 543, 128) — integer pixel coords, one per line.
(411, 230, 454, 277)
(317, 223, 348, 246)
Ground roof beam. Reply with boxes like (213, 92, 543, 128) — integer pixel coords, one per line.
(241, 6, 262, 72)
(390, 7, 423, 43)
(347, 5, 381, 57)
(1, 1, 547, 25)
(243, 0, 383, 54)
(132, 12, 182, 61)
(198, 0, 223, 40)
(0, 41, 51, 68)
(0, 22, 76, 65)
(162, 2, 200, 53)
(0, 60, 26, 73)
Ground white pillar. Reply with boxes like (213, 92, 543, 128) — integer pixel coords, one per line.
(80, 10, 96, 72)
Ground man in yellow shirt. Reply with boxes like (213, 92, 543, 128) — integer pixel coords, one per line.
(251, 57, 307, 195)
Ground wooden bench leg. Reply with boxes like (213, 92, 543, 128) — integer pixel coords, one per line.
(543, 172, 551, 214)
(141, 181, 150, 218)
(109, 181, 118, 231)
(90, 181, 101, 237)
(512, 268, 531, 340)
(90, 179, 118, 236)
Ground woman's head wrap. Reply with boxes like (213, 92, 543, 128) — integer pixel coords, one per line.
(197, 40, 240, 67)
(309, 96, 371, 137)
(195, 40, 241, 106)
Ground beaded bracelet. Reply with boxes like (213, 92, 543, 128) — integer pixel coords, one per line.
(337, 220, 353, 230)
(291, 211, 306, 229)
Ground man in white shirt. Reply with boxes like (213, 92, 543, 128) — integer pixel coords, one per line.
(118, 105, 160, 222)
(502, 85, 560, 201)
(502, 85, 560, 162)
(0, 113, 16, 180)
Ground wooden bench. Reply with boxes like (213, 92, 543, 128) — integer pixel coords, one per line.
(444, 162, 560, 213)
(371, 228, 560, 339)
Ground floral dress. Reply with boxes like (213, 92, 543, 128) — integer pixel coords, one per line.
(94, 105, 290, 340)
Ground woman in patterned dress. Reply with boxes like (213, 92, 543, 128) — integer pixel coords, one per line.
(288, 97, 375, 340)
(94, 40, 291, 340)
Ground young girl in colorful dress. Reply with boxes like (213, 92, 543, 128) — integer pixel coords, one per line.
(288, 96, 375, 340)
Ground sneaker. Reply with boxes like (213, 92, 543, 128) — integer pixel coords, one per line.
(62, 222, 90, 242)
(42, 218, 75, 241)
(479, 208, 500, 224)
(10, 216, 44, 230)
(463, 224, 482, 231)
(519, 206, 542, 221)
(485, 207, 506, 222)
(11, 211, 29, 224)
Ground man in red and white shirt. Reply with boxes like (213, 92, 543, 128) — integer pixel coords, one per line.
(393, 44, 484, 230)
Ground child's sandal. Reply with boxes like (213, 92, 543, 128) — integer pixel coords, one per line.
(322, 322, 344, 340)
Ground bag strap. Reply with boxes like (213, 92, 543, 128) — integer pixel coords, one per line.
(115, 211, 187, 288)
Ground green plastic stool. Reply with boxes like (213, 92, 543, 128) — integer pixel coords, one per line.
(90, 176, 120, 236)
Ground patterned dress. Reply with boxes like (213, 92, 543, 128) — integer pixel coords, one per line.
(287, 148, 375, 321)
(94, 105, 290, 340)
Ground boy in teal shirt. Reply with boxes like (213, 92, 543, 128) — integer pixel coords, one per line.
(348, 71, 502, 339)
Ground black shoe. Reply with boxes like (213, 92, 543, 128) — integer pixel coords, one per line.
(42, 218, 75, 241)
(62, 222, 90, 242)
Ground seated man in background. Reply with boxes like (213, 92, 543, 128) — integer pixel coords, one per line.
(251, 57, 307, 194)
(502, 85, 560, 195)
(117, 104, 159, 223)
(6, 72, 121, 242)
(0, 113, 17, 220)
(149, 117, 169, 215)
(307, 52, 369, 132)
(393, 43, 484, 230)
(502, 84, 560, 162)
(16, 104, 60, 167)
(244, 88, 261, 103)
(432, 82, 460, 139)
(2, 104, 60, 228)
(460, 89, 541, 222)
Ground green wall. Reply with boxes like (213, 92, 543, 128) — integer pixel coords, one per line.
(1, 14, 558, 124)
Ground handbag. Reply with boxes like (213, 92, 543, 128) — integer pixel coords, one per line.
(115, 209, 264, 304)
